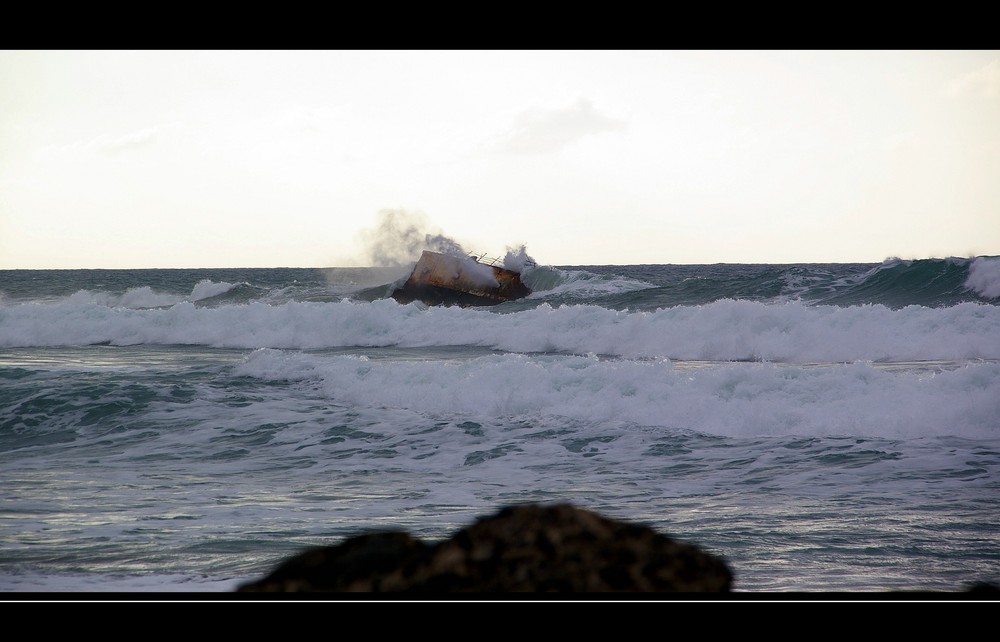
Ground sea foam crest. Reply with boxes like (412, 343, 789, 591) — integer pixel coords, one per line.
(65, 287, 179, 309)
(53, 280, 240, 309)
(234, 349, 1000, 440)
(965, 256, 1000, 299)
(503, 245, 534, 272)
(3, 297, 999, 362)
(189, 279, 240, 302)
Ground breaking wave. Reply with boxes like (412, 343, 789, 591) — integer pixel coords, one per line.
(2, 296, 999, 363)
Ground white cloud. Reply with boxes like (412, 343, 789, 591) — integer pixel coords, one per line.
(948, 59, 1000, 99)
(486, 98, 626, 155)
(98, 125, 165, 154)
(37, 122, 179, 160)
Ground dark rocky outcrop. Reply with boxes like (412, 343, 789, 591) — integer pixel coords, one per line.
(238, 503, 732, 593)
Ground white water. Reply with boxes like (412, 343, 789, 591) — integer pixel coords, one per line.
(55, 279, 241, 309)
(232, 350, 1000, 441)
(965, 256, 1000, 299)
(3, 298, 1000, 363)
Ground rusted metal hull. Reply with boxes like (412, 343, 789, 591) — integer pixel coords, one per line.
(391, 251, 531, 307)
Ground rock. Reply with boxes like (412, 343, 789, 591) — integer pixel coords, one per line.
(238, 503, 732, 593)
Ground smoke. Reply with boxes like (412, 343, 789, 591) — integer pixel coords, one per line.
(360, 209, 470, 267)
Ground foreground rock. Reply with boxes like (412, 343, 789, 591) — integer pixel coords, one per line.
(238, 503, 732, 593)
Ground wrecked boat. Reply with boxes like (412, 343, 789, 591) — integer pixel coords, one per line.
(391, 250, 532, 307)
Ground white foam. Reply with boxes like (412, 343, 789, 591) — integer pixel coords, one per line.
(233, 350, 1000, 440)
(2, 298, 1000, 362)
(189, 279, 239, 302)
(62, 287, 176, 309)
(41, 280, 240, 311)
(503, 245, 535, 272)
(459, 257, 500, 289)
(965, 256, 1000, 299)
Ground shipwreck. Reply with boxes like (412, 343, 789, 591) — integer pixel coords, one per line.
(391, 250, 532, 307)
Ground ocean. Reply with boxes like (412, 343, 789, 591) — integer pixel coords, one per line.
(1, 256, 999, 594)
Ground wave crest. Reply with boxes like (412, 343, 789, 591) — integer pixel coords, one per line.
(3, 297, 999, 362)
(964, 256, 1000, 299)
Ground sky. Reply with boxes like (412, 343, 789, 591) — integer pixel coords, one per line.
(1, 50, 998, 269)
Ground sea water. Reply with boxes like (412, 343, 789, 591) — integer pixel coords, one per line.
(1, 257, 998, 593)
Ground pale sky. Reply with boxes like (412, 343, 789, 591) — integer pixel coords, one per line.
(2, 50, 998, 269)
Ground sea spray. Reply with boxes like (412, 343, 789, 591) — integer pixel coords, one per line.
(965, 256, 1000, 299)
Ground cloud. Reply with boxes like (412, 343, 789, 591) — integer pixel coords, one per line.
(487, 98, 626, 155)
(948, 59, 1000, 99)
(276, 105, 342, 134)
(98, 126, 162, 154)
(41, 123, 178, 159)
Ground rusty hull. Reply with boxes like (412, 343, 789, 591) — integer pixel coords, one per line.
(391, 250, 531, 307)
